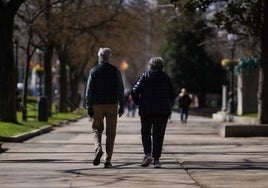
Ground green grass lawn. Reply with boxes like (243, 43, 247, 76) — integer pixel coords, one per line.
(0, 100, 86, 138)
(0, 121, 47, 137)
(242, 113, 258, 118)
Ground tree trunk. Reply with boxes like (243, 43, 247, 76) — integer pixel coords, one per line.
(21, 53, 32, 121)
(0, 5, 17, 122)
(0, 30, 17, 121)
(44, 42, 54, 116)
(69, 57, 88, 111)
(258, 2, 268, 124)
(43, 0, 54, 116)
(70, 77, 80, 111)
(56, 45, 69, 113)
(59, 56, 68, 112)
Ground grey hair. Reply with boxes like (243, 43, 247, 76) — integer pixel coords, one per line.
(148, 57, 164, 71)
(98, 47, 111, 62)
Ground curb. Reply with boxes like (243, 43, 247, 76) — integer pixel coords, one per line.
(0, 125, 53, 142)
(0, 115, 87, 143)
(213, 111, 258, 124)
(0, 116, 86, 143)
(219, 124, 268, 137)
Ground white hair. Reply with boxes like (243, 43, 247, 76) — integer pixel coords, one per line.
(98, 47, 111, 62)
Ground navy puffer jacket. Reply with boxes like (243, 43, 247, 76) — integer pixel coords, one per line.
(131, 70, 175, 116)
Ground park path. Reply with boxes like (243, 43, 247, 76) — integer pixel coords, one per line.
(1, 112, 268, 188)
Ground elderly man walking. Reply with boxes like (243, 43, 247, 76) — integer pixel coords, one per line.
(85, 47, 124, 168)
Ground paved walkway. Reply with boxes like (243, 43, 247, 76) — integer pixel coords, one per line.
(1, 113, 268, 188)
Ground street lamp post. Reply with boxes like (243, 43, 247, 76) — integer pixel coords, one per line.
(35, 49, 48, 122)
(119, 60, 129, 88)
(35, 64, 44, 96)
(226, 33, 238, 117)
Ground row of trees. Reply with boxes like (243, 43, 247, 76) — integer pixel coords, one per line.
(1, 0, 163, 123)
(2, 0, 267, 124)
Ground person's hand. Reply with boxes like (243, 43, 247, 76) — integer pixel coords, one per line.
(118, 106, 124, 117)
(87, 107, 94, 118)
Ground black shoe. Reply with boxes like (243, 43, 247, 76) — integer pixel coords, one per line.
(93, 150, 103, 166)
(141, 155, 153, 167)
(104, 161, 112, 168)
(154, 159, 161, 168)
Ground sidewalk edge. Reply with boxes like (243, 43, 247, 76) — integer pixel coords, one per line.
(0, 125, 53, 142)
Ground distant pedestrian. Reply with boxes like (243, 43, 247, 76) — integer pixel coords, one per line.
(178, 88, 192, 123)
(85, 47, 124, 168)
(131, 57, 175, 168)
(126, 95, 136, 117)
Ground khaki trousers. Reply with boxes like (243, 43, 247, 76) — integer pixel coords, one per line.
(92, 104, 118, 162)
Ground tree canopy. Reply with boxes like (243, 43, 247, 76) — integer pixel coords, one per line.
(171, 0, 268, 123)
(161, 10, 226, 106)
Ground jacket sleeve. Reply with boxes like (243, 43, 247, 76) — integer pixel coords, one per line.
(117, 69, 125, 108)
(85, 69, 94, 108)
(131, 73, 144, 105)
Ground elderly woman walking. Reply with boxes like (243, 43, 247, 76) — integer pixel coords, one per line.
(131, 57, 175, 168)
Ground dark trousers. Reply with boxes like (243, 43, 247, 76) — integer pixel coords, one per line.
(179, 107, 189, 123)
(140, 116, 168, 160)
